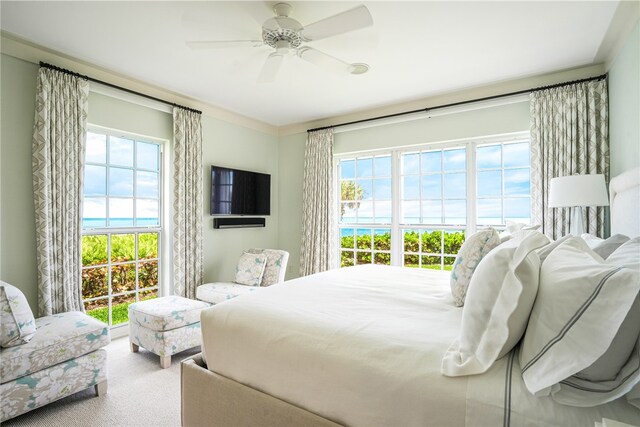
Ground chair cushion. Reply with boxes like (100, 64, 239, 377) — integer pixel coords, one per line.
(128, 296, 210, 332)
(0, 281, 36, 348)
(234, 252, 267, 286)
(246, 249, 289, 286)
(0, 311, 109, 383)
(196, 282, 260, 305)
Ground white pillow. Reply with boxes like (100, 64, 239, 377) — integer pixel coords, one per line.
(627, 383, 640, 410)
(0, 281, 37, 347)
(536, 234, 572, 264)
(591, 234, 630, 259)
(580, 233, 604, 249)
(607, 237, 640, 271)
(519, 237, 640, 405)
(234, 252, 267, 287)
(441, 230, 549, 377)
(449, 228, 500, 307)
(575, 294, 640, 382)
(499, 223, 541, 242)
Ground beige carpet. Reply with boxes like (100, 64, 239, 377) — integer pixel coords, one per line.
(4, 336, 200, 427)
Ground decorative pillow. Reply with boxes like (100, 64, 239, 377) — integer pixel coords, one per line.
(450, 228, 500, 307)
(246, 249, 289, 286)
(519, 237, 640, 405)
(0, 281, 37, 348)
(591, 234, 630, 259)
(441, 230, 550, 377)
(234, 252, 268, 287)
(606, 237, 640, 271)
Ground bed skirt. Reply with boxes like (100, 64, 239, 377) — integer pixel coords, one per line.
(180, 354, 342, 427)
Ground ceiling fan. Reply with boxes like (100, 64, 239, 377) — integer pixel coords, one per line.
(186, 3, 373, 82)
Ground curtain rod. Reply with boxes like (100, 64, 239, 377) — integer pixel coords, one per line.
(39, 62, 202, 115)
(307, 73, 607, 133)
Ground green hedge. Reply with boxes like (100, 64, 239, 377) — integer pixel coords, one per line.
(340, 230, 465, 268)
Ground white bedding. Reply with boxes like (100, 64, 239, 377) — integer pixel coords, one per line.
(200, 265, 640, 426)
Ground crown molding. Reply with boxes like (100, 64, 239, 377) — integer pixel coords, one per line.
(0, 31, 279, 136)
(595, 2, 639, 69)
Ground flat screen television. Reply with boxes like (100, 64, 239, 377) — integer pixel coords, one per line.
(210, 165, 271, 216)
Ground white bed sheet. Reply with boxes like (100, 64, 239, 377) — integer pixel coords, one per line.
(201, 265, 640, 426)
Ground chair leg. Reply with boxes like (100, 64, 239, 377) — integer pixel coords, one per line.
(130, 342, 139, 353)
(160, 355, 171, 369)
(95, 380, 108, 396)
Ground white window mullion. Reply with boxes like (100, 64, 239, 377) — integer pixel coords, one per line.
(391, 150, 402, 267)
(467, 141, 477, 236)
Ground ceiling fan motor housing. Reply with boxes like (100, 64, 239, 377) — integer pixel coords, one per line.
(262, 3, 304, 49)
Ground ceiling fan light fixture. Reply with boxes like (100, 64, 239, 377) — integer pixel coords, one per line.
(349, 63, 369, 75)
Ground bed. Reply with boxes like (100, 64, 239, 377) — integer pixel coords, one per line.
(181, 167, 640, 426)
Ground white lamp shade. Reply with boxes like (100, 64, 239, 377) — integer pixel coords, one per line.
(548, 174, 609, 208)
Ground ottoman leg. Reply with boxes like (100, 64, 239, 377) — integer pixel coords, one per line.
(160, 355, 171, 369)
(130, 342, 139, 353)
(95, 380, 108, 396)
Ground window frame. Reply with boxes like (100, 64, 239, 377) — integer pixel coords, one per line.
(335, 131, 530, 269)
(81, 125, 167, 330)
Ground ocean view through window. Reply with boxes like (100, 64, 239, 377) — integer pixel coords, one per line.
(337, 133, 531, 269)
(81, 127, 163, 328)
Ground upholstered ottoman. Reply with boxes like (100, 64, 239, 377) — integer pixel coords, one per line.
(128, 296, 210, 368)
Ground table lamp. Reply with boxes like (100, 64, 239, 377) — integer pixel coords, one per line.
(548, 174, 609, 235)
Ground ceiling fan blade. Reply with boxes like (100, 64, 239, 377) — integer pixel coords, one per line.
(297, 47, 352, 75)
(186, 40, 262, 49)
(300, 5, 373, 42)
(257, 53, 284, 83)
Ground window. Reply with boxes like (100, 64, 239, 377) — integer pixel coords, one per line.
(400, 147, 466, 270)
(476, 141, 531, 226)
(337, 134, 530, 270)
(339, 155, 392, 267)
(81, 128, 163, 327)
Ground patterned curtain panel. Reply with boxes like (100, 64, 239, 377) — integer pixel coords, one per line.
(172, 107, 203, 299)
(530, 79, 609, 240)
(32, 67, 89, 316)
(300, 129, 336, 276)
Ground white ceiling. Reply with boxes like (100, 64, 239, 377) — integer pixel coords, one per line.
(0, 1, 620, 127)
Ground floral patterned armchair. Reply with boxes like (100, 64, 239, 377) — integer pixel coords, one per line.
(196, 248, 289, 305)
(0, 282, 110, 422)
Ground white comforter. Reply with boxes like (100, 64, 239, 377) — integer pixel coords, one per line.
(200, 265, 640, 426)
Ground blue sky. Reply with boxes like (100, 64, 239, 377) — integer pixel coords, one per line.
(83, 133, 160, 227)
(340, 143, 531, 225)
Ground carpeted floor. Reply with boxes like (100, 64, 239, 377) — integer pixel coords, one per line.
(4, 336, 200, 427)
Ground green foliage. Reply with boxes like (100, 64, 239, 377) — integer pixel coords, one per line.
(340, 230, 465, 269)
(81, 233, 159, 300)
(82, 235, 108, 266)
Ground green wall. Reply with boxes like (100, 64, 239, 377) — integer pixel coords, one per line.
(0, 55, 39, 306)
(609, 20, 640, 178)
(0, 53, 279, 309)
(201, 115, 279, 282)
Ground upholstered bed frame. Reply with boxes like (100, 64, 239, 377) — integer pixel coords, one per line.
(181, 354, 340, 427)
(180, 166, 640, 427)
(610, 166, 640, 238)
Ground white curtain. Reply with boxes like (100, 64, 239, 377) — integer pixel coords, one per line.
(32, 67, 89, 316)
(172, 107, 203, 299)
(300, 129, 336, 276)
(530, 79, 609, 240)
